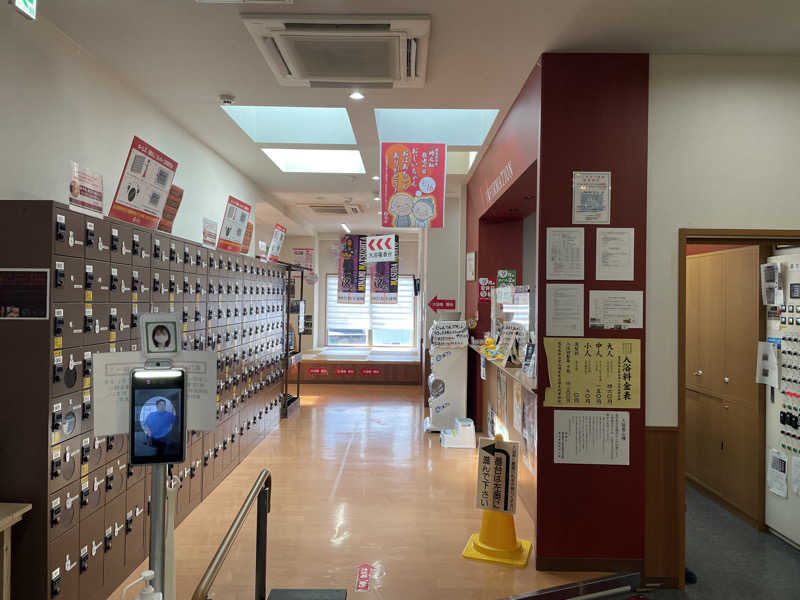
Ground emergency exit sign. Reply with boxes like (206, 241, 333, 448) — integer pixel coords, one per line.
(12, 0, 37, 20)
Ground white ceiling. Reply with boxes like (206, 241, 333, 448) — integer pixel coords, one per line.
(41, 0, 800, 235)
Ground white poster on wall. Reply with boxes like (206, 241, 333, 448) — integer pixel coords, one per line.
(546, 228, 584, 280)
(768, 448, 788, 498)
(554, 410, 629, 465)
(572, 171, 610, 224)
(466, 252, 476, 282)
(546, 284, 584, 337)
(596, 228, 634, 281)
(588, 290, 643, 330)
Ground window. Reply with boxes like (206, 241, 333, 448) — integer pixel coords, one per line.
(326, 275, 415, 347)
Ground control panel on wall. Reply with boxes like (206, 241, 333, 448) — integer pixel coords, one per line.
(765, 254, 800, 548)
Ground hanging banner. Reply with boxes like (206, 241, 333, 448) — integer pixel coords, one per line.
(371, 263, 398, 305)
(267, 223, 286, 262)
(256, 240, 268, 260)
(240, 222, 254, 254)
(157, 185, 183, 233)
(202, 217, 218, 248)
(109, 136, 178, 229)
(338, 234, 366, 304)
(381, 142, 446, 229)
(366, 234, 397, 263)
(292, 247, 314, 278)
(68, 160, 104, 217)
(217, 196, 252, 252)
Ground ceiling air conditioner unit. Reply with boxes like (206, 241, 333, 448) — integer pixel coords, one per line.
(242, 14, 430, 88)
(306, 204, 363, 216)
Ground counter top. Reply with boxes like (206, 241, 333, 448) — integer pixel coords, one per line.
(470, 345, 537, 393)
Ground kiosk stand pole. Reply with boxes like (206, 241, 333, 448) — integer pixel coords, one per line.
(149, 464, 167, 593)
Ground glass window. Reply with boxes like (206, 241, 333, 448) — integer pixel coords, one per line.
(326, 275, 415, 347)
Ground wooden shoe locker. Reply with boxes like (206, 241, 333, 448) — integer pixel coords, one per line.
(0, 200, 287, 600)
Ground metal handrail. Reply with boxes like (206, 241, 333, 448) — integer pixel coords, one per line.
(192, 469, 272, 600)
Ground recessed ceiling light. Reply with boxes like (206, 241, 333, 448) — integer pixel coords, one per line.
(371, 175, 380, 181)
(221, 106, 357, 144)
(349, 91, 365, 100)
(374, 196, 381, 202)
(262, 149, 366, 174)
(374, 108, 499, 146)
(340, 223, 352, 233)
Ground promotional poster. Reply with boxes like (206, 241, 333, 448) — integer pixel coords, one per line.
(338, 234, 366, 304)
(381, 142, 446, 229)
(370, 234, 399, 304)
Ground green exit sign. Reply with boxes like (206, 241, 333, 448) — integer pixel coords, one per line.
(12, 0, 36, 20)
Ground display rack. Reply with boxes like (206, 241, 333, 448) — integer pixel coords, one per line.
(274, 261, 309, 418)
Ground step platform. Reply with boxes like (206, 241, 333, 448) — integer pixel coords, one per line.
(268, 590, 347, 600)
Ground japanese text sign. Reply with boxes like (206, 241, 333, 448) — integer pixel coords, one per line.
(365, 234, 396, 263)
(381, 142, 446, 229)
(475, 437, 519, 514)
(217, 196, 252, 253)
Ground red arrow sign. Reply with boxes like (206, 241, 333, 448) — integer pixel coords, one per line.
(368, 238, 375, 251)
(428, 296, 456, 312)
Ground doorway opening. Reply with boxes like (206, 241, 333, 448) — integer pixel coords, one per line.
(678, 229, 800, 597)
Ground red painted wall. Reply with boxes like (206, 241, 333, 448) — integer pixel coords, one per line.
(536, 53, 649, 563)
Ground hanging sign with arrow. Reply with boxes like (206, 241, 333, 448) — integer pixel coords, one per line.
(475, 437, 520, 514)
(365, 234, 396, 263)
(428, 295, 456, 312)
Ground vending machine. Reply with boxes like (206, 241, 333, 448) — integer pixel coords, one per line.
(763, 252, 800, 547)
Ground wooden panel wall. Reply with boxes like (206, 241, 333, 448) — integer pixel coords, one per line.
(299, 361, 421, 385)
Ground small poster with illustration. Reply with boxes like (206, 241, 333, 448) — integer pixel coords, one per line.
(381, 142, 446, 229)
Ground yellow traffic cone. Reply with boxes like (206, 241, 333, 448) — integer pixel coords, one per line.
(462, 435, 532, 567)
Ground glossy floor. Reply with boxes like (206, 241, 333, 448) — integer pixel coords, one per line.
(109, 385, 601, 600)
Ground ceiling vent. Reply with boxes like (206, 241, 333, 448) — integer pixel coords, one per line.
(242, 14, 430, 88)
(307, 204, 363, 216)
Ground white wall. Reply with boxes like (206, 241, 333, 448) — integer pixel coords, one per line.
(522, 212, 537, 334)
(423, 187, 466, 344)
(0, 12, 280, 249)
(279, 235, 317, 346)
(647, 55, 800, 426)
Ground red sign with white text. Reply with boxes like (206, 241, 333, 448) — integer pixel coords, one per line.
(428, 296, 456, 312)
(355, 564, 373, 591)
(217, 196, 252, 253)
(381, 142, 446, 229)
(360, 368, 381, 376)
(308, 367, 329, 376)
(109, 136, 178, 229)
(336, 367, 355, 376)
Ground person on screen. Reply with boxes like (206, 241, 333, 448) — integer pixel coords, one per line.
(144, 398, 176, 455)
(152, 325, 171, 350)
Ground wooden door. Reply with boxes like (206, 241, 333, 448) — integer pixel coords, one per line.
(686, 257, 700, 385)
(686, 389, 724, 493)
(722, 246, 760, 406)
(720, 399, 760, 519)
(692, 254, 726, 397)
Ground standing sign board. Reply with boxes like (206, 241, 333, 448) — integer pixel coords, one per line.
(267, 223, 286, 263)
(109, 136, 178, 229)
(475, 437, 519, 514)
(381, 142, 446, 229)
(217, 196, 252, 252)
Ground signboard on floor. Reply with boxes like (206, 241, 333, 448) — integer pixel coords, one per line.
(381, 141, 446, 229)
(475, 437, 519, 514)
(109, 136, 178, 229)
(217, 196, 252, 252)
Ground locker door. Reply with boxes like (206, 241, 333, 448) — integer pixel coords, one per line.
(109, 223, 134, 265)
(102, 494, 127, 597)
(53, 302, 85, 351)
(48, 480, 81, 542)
(52, 256, 85, 303)
(131, 228, 152, 268)
(125, 479, 147, 570)
(48, 524, 80, 600)
(79, 466, 106, 522)
(83, 218, 111, 262)
(78, 507, 105, 600)
(53, 206, 85, 258)
(722, 246, 760, 405)
(721, 399, 761, 520)
(109, 264, 133, 304)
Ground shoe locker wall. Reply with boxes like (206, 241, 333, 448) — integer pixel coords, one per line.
(0, 201, 286, 600)
(685, 245, 762, 523)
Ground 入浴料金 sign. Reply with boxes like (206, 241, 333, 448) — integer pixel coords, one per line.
(543, 337, 640, 409)
(475, 437, 519, 514)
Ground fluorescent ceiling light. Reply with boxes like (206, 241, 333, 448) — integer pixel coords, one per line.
(374, 108, 499, 146)
(262, 149, 365, 174)
(371, 175, 380, 181)
(374, 196, 381, 202)
(349, 91, 365, 100)
(222, 106, 356, 145)
(340, 223, 351, 233)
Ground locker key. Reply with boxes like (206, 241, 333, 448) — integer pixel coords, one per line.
(217, 308, 223, 319)
(51, 571, 62, 597)
(54, 315, 64, 336)
(85, 267, 94, 290)
(196, 280, 202, 294)
(55, 266, 65, 288)
(153, 276, 160, 293)
(132, 237, 140, 256)
(81, 444, 90, 464)
(109, 313, 117, 331)
(79, 552, 89, 574)
(104, 531, 113, 552)
(51, 409, 62, 432)
(131, 274, 139, 292)
(196, 251, 202, 267)
(53, 362, 64, 383)
(106, 436, 115, 452)
(228, 259, 233, 271)
(235, 284, 240, 295)
(131, 314, 138, 328)
(208, 282, 215, 294)
(182, 309, 188, 324)
(169, 279, 176, 293)
(85, 225, 95, 247)
(110, 272, 118, 291)
(55, 219, 66, 241)
(126, 513, 134, 534)
(184, 250, 190, 265)
(105, 470, 114, 491)
(80, 486, 89, 506)
(169, 246, 177, 263)
(51, 455, 62, 479)
(84, 314, 93, 333)
(183, 279, 190, 294)
(51, 504, 61, 526)
(83, 356, 92, 377)
(218, 283, 224, 294)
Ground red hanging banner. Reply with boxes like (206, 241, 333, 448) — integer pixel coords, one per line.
(380, 142, 446, 229)
(217, 196, 252, 253)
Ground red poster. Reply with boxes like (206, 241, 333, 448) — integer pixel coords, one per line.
(217, 196, 252, 253)
(109, 136, 178, 229)
(381, 142, 446, 229)
(239, 222, 254, 254)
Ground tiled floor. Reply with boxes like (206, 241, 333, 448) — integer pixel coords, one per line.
(642, 484, 800, 600)
(110, 384, 599, 600)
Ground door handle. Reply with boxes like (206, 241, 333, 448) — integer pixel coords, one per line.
(694, 370, 703, 376)
(723, 377, 730, 383)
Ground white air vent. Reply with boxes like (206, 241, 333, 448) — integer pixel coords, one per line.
(307, 204, 363, 216)
(242, 14, 430, 88)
